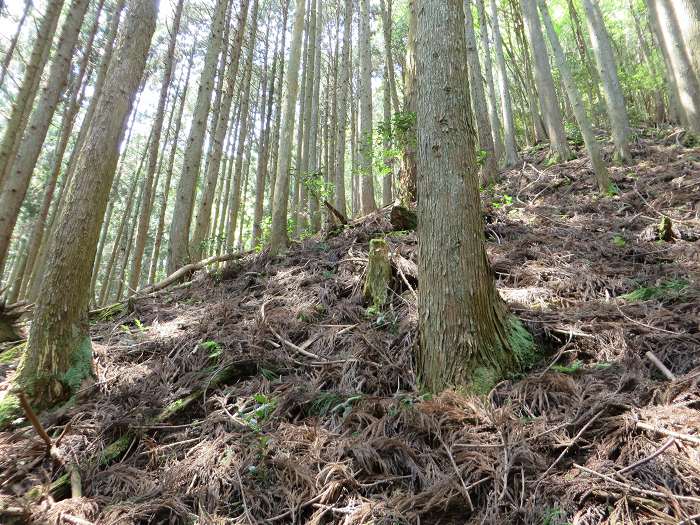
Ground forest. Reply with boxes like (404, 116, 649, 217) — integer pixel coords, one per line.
(0, 0, 699, 522)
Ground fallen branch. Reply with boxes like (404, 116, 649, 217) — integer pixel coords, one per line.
(618, 437, 676, 475)
(645, 351, 676, 381)
(323, 200, 348, 225)
(134, 252, 242, 297)
(636, 421, 700, 445)
(260, 300, 324, 361)
(574, 463, 700, 503)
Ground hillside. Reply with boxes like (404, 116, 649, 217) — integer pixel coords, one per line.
(1, 131, 699, 524)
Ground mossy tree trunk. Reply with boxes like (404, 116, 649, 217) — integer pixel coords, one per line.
(16, 0, 158, 410)
(415, 0, 534, 393)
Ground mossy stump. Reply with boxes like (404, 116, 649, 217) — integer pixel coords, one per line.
(363, 239, 392, 311)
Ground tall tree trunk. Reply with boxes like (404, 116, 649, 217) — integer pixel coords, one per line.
(521, 0, 570, 162)
(128, 0, 184, 292)
(648, 0, 700, 133)
(16, 0, 157, 409)
(0, 0, 90, 275)
(269, 0, 306, 254)
(580, 0, 632, 162)
(308, 1, 323, 232)
(18, 0, 104, 300)
(296, 0, 318, 234)
(489, 0, 519, 166)
(150, 48, 196, 283)
(333, 0, 352, 218)
(538, 0, 611, 192)
(398, 0, 417, 205)
(359, 0, 377, 214)
(379, 0, 401, 114)
(0, 0, 64, 190)
(475, 0, 505, 164)
(416, 0, 530, 393)
(267, 0, 290, 219)
(168, 0, 228, 272)
(190, 0, 251, 258)
(673, 0, 700, 84)
(226, 0, 260, 246)
(0, 0, 32, 90)
(251, 29, 279, 246)
(464, 0, 498, 183)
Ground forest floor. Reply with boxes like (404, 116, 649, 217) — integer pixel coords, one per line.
(1, 129, 699, 525)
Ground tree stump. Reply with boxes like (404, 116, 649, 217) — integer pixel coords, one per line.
(390, 205, 417, 231)
(363, 238, 392, 310)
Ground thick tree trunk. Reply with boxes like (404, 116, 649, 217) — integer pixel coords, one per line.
(521, 0, 570, 162)
(269, 0, 306, 254)
(16, 0, 157, 409)
(0, 0, 90, 274)
(538, 0, 611, 192)
(580, 0, 632, 162)
(416, 0, 531, 393)
(167, 0, 228, 272)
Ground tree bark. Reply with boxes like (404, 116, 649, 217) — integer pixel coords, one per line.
(0, 0, 32, 90)
(167, 0, 228, 272)
(16, 0, 157, 409)
(538, 0, 611, 191)
(359, 0, 377, 214)
(580, 0, 632, 162)
(521, 0, 570, 162)
(398, 0, 417, 205)
(489, 0, 520, 166)
(464, 0, 498, 183)
(269, 0, 306, 254)
(333, 0, 353, 218)
(0, 0, 90, 274)
(416, 0, 529, 393)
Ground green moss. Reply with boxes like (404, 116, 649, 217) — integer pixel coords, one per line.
(100, 434, 134, 465)
(621, 279, 689, 302)
(61, 336, 94, 393)
(363, 238, 392, 310)
(0, 393, 20, 428)
(0, 341, 25, 364)
(508, 316, 539, 370)
(470, 367, 500, 395)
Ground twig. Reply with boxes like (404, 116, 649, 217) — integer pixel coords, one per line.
(535, 410, 604, 490)
(17, 392, 53, 449)
(438, 434, 474, 512)
(679, 512, 700, 525)
(615, 301, 682, 335)
(61, 514, 94, 525)
(574, 463, 700, 503)
(260, 300, 324, 361)
(637, 422, 700, 445)
(237, 470, 256, 525)
(618, 437, 676, 475)
(645, 351, 676, 381)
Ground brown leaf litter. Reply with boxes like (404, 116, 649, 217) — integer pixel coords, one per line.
(0, 129, 698, 524)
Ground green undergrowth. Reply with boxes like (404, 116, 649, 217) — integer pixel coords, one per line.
(621, 278, 690, 302)
(0, 392, 20, 428)
(0, 341, 25, 363)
